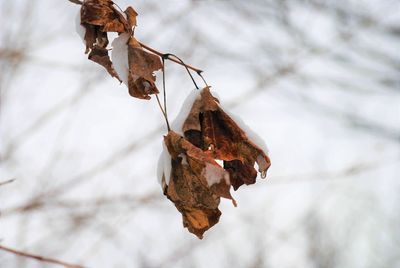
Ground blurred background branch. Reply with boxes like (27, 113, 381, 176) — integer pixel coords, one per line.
(0, 0, 399, 267)
(0, 179, 15, 187)
(0, 245, 85, 268)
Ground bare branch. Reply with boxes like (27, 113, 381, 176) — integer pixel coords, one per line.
(0, 245, 85, 268)
(0, 179, 15, 187)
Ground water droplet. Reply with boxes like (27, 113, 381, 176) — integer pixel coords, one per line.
(261, 171, 267, 179)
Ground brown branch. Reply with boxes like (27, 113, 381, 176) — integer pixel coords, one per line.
(68, 0, 83, 5)
(138, 41, 203, 73)
(0, 179, 15, 187)
(0, 245, 85, 268)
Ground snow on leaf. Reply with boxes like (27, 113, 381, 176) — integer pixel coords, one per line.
(111, 32, 130, 85)
(171, 89, 202, 135)
(182, 87, 271, 190)
(158, 141, 172, 186)
(162, 131, 236, 239)
(77, 1, 162, 100)
(78, 0, 140, 83)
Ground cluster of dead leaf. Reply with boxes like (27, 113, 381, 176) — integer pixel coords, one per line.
(74, 0, 271, 239)
(161, 87, 271, 238)
(78, 0, 162, 99)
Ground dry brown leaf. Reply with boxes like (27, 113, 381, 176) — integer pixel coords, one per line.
(124, 7, 138, 29)
(128, 77, 158, 100)
(81, 0, 128, 33)
(79, 0, 131, 81)
(183, 87, 271, 190)
(81, 23, 108, 53)
(127, 37, 162, 100)
(79, 0, 141, 83)
(162, 131, 236, 239)
(80, 24, 121, 81)
(88, 45, 122, 82)
(78, 1, 162, 100)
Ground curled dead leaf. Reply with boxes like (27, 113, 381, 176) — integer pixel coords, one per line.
(81, 0, 129, 33)
(128, 77, 158, 100)
(88, 45, 121, 82)
(127, 37, 162, 100)
(162, 131, 236, 239)
(80, 23, 121, 81)
(79, 0, 141, 84)
(183, 87, 271, 190)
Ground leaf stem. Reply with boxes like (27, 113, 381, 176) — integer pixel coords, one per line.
(197, 71, 209, 87)
(155, 94, 170, 132)
(138, 42, 203, 74)
(163, 53, 199, 90)
(161, 57, 170, 131)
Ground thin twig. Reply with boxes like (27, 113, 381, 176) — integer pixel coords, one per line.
(138, 42, 203, 73)
(164, 53, 199, 89)
(0, 179, 15, 187)
(161, 57, 170, 131)
(197, 71, 209, 87)
(0, 245, 85, 268)
(155, 94, 170, 132)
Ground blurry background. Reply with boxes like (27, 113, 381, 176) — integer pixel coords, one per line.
(1, 0, 400, 267)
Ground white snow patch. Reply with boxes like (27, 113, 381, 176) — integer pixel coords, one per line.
(203, 163, 230, 186)
(157, 141, 172, 186)
(178, 153, 188, 165)
(170, 89, 202, 135)
(75, 9, 86, 46)
(111, 33, 130, 86)
(215, 159, 224, 167)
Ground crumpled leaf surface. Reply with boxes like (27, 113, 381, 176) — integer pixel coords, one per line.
(79, 0, 127, 81)
(183, 87, 271, 190)
(81, 0, 129, 33)
(89, 45, 121, 82)
(162, 131, 236, 239)
(127, 37, 162, 99)
(78, 0, 160, 100)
